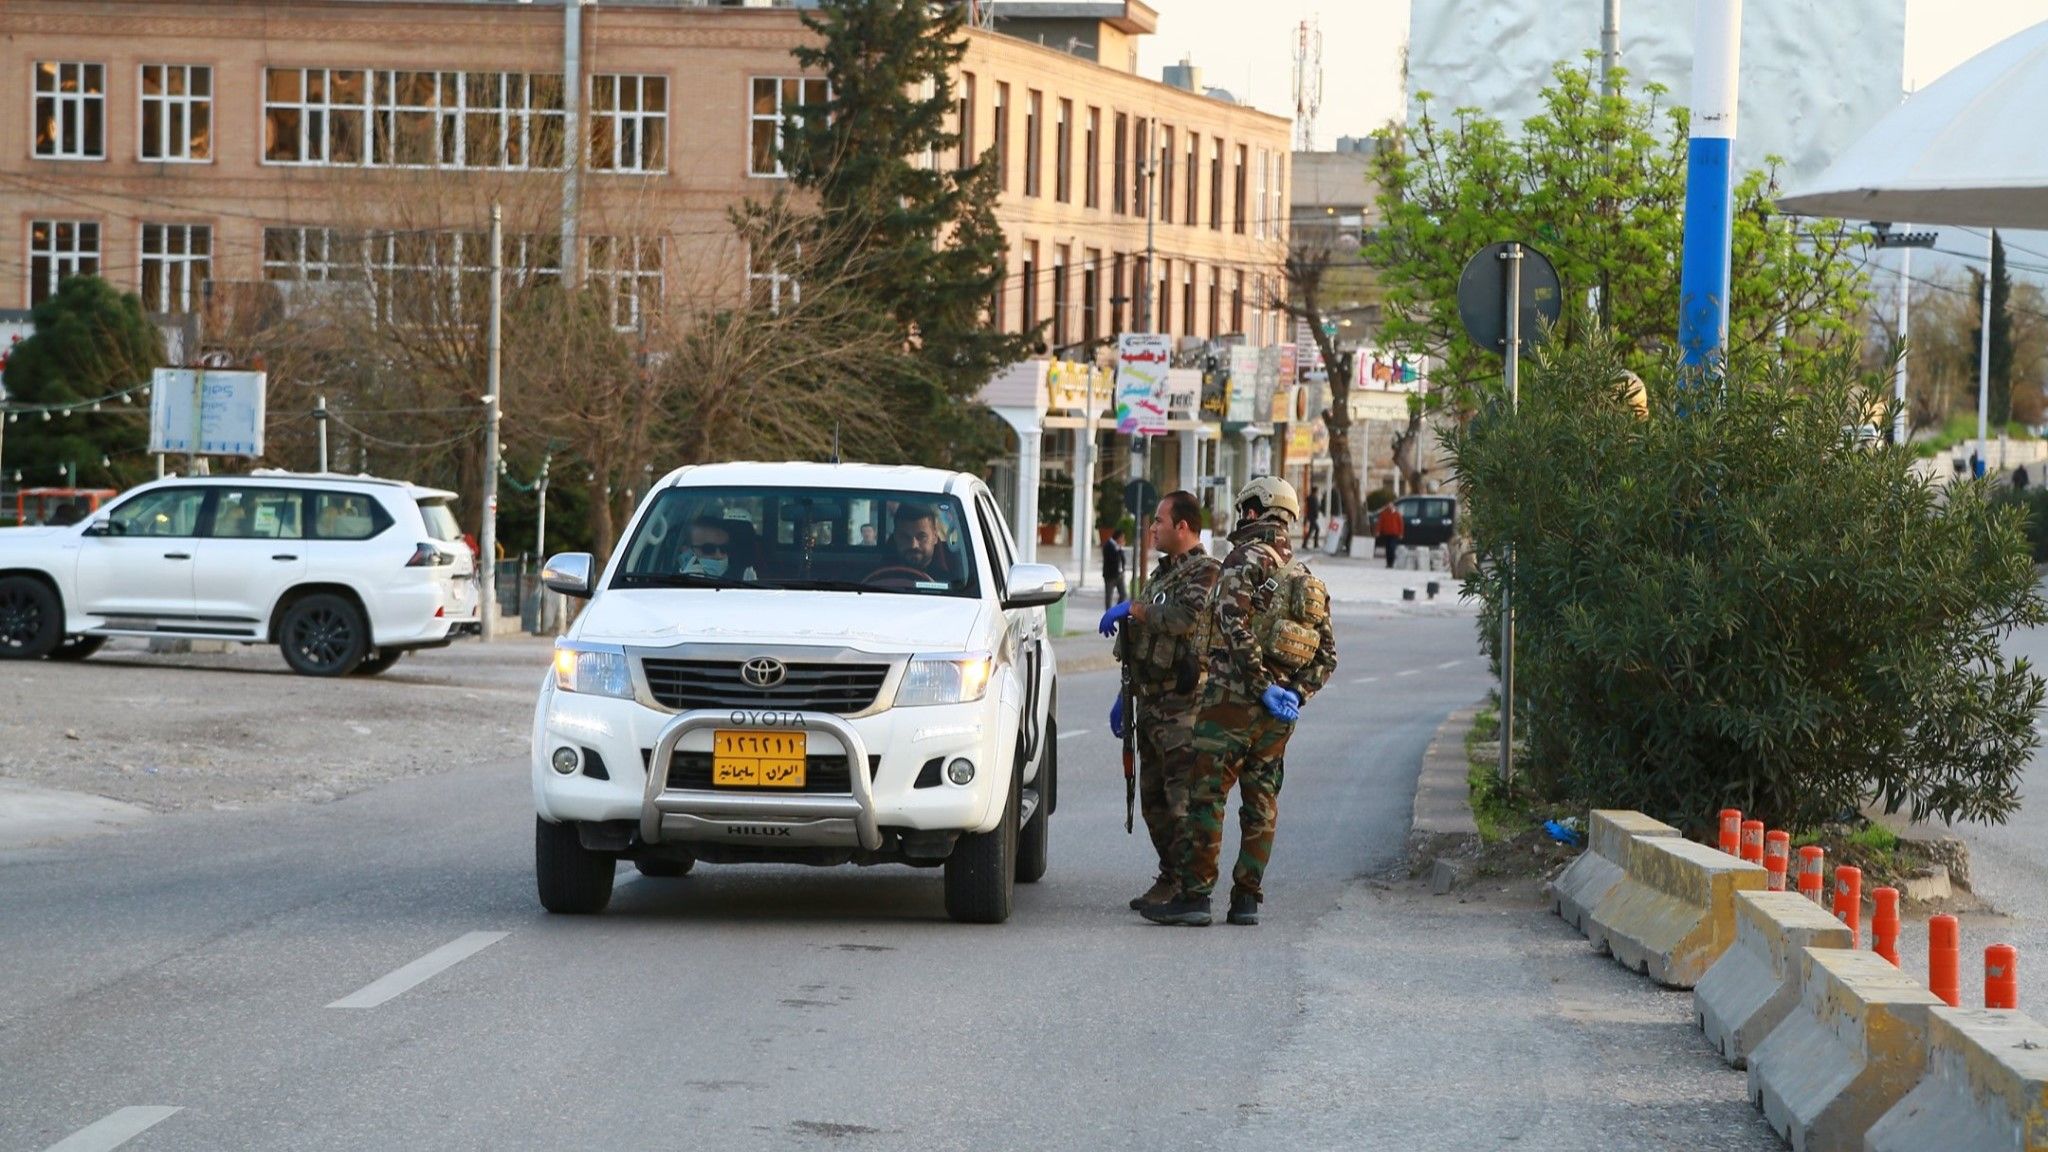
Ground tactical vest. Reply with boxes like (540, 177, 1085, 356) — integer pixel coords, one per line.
(1131, 562, 1213, 697)
(1252, 558, 1330, 672)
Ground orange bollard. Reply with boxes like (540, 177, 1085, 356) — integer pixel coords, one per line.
(1833, 866, 1863, 946)
(1930, 914, 1962, 1007)
(1796, 846, 1826, 904)
(1763, 831, 1791, 891)
(1719, 809, 1743, 857)
(1986, 944, 2019, 1010)
(1739, 820, 1765, 865)
(1871, 887, 1901, 966)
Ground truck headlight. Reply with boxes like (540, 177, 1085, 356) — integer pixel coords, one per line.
(553, 643, 633, 699)
(895, 652, 994, 708)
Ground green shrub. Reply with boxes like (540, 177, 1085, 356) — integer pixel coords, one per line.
(1448, 338, 2047, 834)
(1366, 486, 1396, 512)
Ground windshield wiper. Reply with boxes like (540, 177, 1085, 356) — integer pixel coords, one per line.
(771, 579, 876, 593)
(613, 572, 745, 590)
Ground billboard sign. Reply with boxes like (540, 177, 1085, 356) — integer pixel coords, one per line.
(150, 367, 267, 457)
(1114, 333, 1171, 436)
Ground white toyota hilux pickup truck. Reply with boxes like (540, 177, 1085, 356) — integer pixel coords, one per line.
(531, 462, 1065, 923)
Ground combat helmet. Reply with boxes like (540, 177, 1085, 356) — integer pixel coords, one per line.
(1235, 475, 1301, 523)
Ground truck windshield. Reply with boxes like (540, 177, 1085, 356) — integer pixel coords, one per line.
(613, 486, 980, 598)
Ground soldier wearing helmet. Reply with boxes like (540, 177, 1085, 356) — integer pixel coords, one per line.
(1143, 475, 1338, 928)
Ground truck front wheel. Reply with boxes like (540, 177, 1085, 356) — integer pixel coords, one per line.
(944, 767, 1018, 924)
(535, 816, 615, 914)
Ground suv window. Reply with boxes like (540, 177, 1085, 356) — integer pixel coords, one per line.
(310, 491, 392, 540)
(416, 499, 462, 543)
(209, 488, 305, 539)
(615, 485, 979, 597)
(109, 486, 208, 537)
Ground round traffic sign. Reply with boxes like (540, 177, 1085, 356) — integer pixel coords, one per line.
(1456, 242, 1563, 355)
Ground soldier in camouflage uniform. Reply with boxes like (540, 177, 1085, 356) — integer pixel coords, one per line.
(1100, 491, 1223, 911)
(1143, 476, 1337, 927)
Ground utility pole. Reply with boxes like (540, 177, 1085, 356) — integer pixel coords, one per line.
(1499, 243, 1523, 786)
(1601, 0, 1622, 95)
(314, 395, 329, 472)
(1872, 223, 1935, 445)
(1977, 228, 1993, 478)
(481, 203, 505, 642)
(1677, 0, 1741, 370)
(561, 0, 585, 283)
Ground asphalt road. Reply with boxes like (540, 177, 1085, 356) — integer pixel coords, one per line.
(0, 611, 1499, 1151)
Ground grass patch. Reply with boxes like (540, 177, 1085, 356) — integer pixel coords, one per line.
(1464, 705, 1535, 844)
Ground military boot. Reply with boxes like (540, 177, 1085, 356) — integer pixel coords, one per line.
(1139, 893, 1213, 927)
(1227, 890, 1261, 926)
(1129, 876, 1176, 911)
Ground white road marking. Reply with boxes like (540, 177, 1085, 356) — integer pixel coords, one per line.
(1436, 660, 1464, 670)
(1398, 669, 1421, 677)
(41, 1107, 181, 1152)
(1058, 729, 1092, 740)
(327, 931, 509, 1009)
(1353, 676, 1380, 684)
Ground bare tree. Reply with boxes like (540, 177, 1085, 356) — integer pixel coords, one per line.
(1274, 244, 1367, 547)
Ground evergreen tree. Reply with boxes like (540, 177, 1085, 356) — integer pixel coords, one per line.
(2, 276, 162, 488)
(785, 0, 1033, 467)
(1971, 232, 2016, 427)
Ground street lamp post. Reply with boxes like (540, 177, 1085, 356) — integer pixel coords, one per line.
(1872, 223, 1936, 445)
(480, 203, 505, 642)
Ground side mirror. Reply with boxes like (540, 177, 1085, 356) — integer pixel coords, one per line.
(1002, 562, 1067, 610)
(82, 517, 114, 538)
(542, 552, 597, 599)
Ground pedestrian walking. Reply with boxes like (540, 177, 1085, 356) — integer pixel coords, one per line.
(1100, 491, 1223, 912)
(1375, 501, 1405, 568)
(1143, 476, 1338, 928)
(2016, 465, 2031, 492)
(1302, 487, 1323, 549)
(1101, 527, 1129, 608)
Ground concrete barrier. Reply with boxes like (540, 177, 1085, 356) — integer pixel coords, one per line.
(1748, 947, 1942, 1152)
(1694, 891, 1855, 1069)
(1587, 834, 1766, 988)
(1865, 1006, 2048, 1152)
(1549, 809, 1681, 934)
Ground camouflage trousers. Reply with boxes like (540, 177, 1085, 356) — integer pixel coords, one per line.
(1170, 690, 1294, 900)
(1134, 692, 1201, 880)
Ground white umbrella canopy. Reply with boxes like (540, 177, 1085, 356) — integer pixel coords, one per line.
(1778, 19, 2048, 228)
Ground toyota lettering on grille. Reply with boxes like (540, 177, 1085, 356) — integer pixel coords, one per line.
(740, 657, 787, 689)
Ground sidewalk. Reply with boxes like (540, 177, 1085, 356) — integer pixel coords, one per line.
(1050, 547, 1475, 617)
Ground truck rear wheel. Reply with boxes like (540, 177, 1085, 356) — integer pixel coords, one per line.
(535, 816, 615, 914)
(944, 766, 1018, 924)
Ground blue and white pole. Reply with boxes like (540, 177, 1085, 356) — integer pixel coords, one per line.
(1678, 0, 1742, 369)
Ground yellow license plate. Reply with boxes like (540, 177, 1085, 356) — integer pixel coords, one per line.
(712, 730, 807, 788)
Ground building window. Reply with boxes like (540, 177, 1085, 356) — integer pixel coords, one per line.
(1234, 145, 1249, 235)
(140, 65, 212, 162)
(264, 69, 368, 165)
(35, 62, 107, 160)
(993, 83, 1010, 191)
(1110, 252, 1126, 333)
(1186, 132, 1200, 226)
(1020, 241, 1039, 336)
(590, 74, 667, 173)
(957, 72, 976, 169)
(1054, 99, 1073, 203)
(1182, 262, 1195, 336)
(747, 249, 800, 314)
(1255, 149, 1269, 239)
(750, 77, 827, 177)
(140, 224, 212, 313)
(262, 227, 560, 322)
(1210, 139, 1225, 231)
(1082, 249, 1100, 346)
(1232, 269, 1245, 332)
(586, 236, 663, 330)
(1132, 119, 1149, 218)
(28, 220, 100, 305)
(1159, 126, 1175, 225)
(267, 70, 565, 170)
(1112, 113, 1128, 217)
(1023, 90, 1042, 198)
(1208, 265, 1221, 335)
(1272, 156, 1287, 244)
(1155, 257, 1171, 337)
(1050, 245, 1069, 349)
(1084, 107, 1101, 210)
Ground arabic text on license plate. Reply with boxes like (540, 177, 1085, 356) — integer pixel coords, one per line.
(712, 730, 807, 788)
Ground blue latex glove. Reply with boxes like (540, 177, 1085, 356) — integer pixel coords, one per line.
(1098, 600, 1132, 637)
(1261, 684, 1302, 722)
(1109, 696, 1127, 739)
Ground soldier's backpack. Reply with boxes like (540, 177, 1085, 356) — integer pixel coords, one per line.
(1253, 558, 1330, 671)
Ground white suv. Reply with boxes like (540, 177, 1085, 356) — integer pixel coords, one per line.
(531, 462, 1064, 923)
(0, 472, 480, 676)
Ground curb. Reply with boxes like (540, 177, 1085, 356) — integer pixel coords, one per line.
(1749, 947, 1941, 1150)
(1551, 809, 1681, 934)
(1412, 705, 1480, 837)
(1867, 1007, 2048, 1151)
(1588, 835, 1766, 989)
(1695, 891, 1854, 1070)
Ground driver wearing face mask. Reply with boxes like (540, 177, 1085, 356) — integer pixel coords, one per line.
(679, 515, 759, 582)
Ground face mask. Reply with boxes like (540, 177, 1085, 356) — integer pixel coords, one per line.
(688, 553, 729, 578)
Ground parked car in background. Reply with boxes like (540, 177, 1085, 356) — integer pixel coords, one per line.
(1394, 495, 1458, 548)
(11, 486, 119, 527)
(0, 471, 480, 675)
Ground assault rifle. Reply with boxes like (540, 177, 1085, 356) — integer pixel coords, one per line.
(1117, 618, 1136, 834)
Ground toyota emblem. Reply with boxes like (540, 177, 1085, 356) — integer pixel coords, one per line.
(741, 657, 787, 689)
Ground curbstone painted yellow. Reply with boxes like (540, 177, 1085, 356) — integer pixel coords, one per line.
(1587, 834, 1766, 988)
(1695, 891, 1855, 1070)
(1865, 1007, 2048, 1152)
(1549, 809, 1681, 935)
(1748, 947, 1942, 1152)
